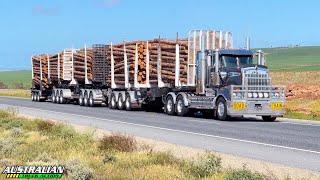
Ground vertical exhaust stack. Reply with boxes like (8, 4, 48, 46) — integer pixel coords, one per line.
(246, 37, 250, 50)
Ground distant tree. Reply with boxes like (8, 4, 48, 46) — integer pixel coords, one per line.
(0, 81, 8, 89)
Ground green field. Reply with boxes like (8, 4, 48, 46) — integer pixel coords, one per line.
(0, 70, 31, 89)
(261, 46, 320, 71)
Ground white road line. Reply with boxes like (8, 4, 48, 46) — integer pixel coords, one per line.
(4, 104, 320, 155)
(279, 121, 320, 127)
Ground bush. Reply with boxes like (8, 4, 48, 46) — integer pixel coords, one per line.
(65, 159, 93, 180)
(186, 153, 221, 178)
(99, 133, 137, 152)
(103, 154, 117, 164)
(224, 166, 264, 180)
(0, 138, 18, 156)
(149, 151, 180, 165)
(36, 120, 55, 133)
(10, 127, 23, 137)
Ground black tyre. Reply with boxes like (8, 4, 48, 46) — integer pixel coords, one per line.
(84, 91, 89, 106)
(109, 93, 117, 109)
(165, 96, 175, 115)
(117, 94, 124, 110)
(89, 92, 95, 107)
(216, 97, 228, 121)
(262, 116, 277, 122)
(176, 95, 189, 116)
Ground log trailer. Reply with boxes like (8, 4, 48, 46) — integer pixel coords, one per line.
(31, 29, 285, 121)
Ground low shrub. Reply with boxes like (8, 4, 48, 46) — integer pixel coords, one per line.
(186, 153, 221, 178)
(10, 127, 23, 137)
(36, 120, 55, 134)
(99, 133, 137, 152)
(65, 159, 93, 180)
(224, 166, 264, 180)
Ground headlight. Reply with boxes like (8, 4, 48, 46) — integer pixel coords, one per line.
(253, 92, 258, 98)
(248, 92, 253, 98)
(232, 92, 237, 97)
(258, 92, 263, 98)
(272, 92, 280, 98)
(263, 92, 269, 98)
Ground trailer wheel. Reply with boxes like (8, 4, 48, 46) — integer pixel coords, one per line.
(125, 94, 132, 111)
(117, 94, 124, 110)
(79, 92, 84, 106)
(262, 116, 277, 122)
(84, 91, 89, 106)
(165, 96, 175, 115)
(108, 93, 117, 109)
(59, 90, 66, 104)
(36, 92, 40, 102)
(216, 97, 228, 121)
(89, 92, 95, 107)
(31, 92, 35, 101)
(51, 91, 56, 103)
(176, 96, 188, 116)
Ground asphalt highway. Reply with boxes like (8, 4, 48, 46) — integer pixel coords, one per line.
(0, 97, 319, 171)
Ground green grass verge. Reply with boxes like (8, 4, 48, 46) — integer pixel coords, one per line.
(0, 109, 272, 180)
(261, 46, 320, 72)
(0, 70, 31, 89)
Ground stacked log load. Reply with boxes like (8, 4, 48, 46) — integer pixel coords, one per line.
(32, 54, 49, 88)
(73, 48, 93, 82)
(110, 41, 138, 86)
(48, 53, 63, 82)
(148, 39, 188, 85)
(109, 39, 188, 87)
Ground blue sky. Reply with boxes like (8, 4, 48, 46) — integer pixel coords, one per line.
(0, 0, 319, 69)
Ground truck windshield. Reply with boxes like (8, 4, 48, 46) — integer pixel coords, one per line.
(221, 55, 254, 68)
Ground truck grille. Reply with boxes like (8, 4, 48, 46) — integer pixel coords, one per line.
(243, 73, 271, 90)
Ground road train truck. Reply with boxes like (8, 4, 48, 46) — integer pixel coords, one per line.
(31, 29, 285, 121)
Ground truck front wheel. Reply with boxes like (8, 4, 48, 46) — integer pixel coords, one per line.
(262, 116, 277, 122)
(176, 96, 188, 116)
(165, 96, 175, 115)
(216, 97, 228, 121)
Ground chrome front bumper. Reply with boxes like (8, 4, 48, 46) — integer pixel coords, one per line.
(227, 100, 285, 117)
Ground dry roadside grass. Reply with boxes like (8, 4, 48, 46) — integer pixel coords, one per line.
(17, 113, 320, 180)
(270, 71, 320, 120)
(0, 89, 30, 98)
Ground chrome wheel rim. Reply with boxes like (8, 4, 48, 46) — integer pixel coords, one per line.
(79, 96, 83, 105)
(118, 98, 122, 107)
(126, 98, 130, 108)
(217, 102, 225, 117)
(89, 96, 93, 106)
(167, 99, 173, 112)
(84, 95, 87, 105)
(177, 100, 183, 113)
(111, 97, 115, 107)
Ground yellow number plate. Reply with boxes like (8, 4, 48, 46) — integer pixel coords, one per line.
(270, 102, 283, 110)
(232, 102, 247, 110)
